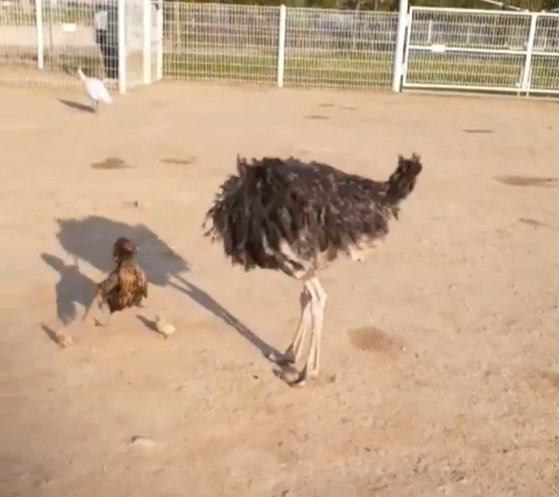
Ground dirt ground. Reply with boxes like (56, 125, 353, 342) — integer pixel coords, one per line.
(1, 81, 558, 497)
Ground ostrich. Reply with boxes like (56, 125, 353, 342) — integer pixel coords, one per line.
(77, 66, 113, 113)
(82, 237, 148, 325)
(203, 153, 423, 387)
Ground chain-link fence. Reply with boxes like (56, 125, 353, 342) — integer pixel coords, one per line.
(1, 2, 559, 96)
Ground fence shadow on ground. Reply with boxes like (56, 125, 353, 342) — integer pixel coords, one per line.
(49, 215, 277, 357)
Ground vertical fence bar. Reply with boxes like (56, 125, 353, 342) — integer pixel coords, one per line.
(401, 8, 413, 89)
(173, 1, 180, 49)
(118, 0, 126, 93)
(143, 0, 151, 84)
(277, 4, 287, 88)
(35, 0, 44, 69)
(156, 0, 163, 80)
(392, 0, 409, 92)
(521, 13, 538, 96)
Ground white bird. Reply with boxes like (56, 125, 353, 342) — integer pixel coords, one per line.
(77, 66, 113, 113)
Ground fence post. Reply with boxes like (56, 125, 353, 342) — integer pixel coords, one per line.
(156, 0, 163, 80)
(173, 1, 180, 49)
(35, 0, 44, 69)
(277, 4, 287, 88)
(118, 0, 126, 94)
(143, 0, 152, 85)
(521, 13, 538, 96)
(391, 0, 409, 92)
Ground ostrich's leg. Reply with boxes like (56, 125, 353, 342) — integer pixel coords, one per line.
(307, 277, 327, 378)
(289, 276, 327, 387)
(269, 284, 312, 365)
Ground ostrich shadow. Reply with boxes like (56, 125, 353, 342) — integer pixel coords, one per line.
(52, 215, 278, 358)
(170, 275, 280, 359)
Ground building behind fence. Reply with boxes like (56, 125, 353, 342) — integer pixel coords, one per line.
(1, 1, 559, 96)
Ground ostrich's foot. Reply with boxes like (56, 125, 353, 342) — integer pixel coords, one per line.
(267, 348, 296, 366)
(280, 366, 319, 387)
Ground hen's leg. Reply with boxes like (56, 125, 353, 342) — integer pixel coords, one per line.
(290, 276, 327, 387)
(94, 304, 112, 327)
(269, 284, 312, 365)
(82, 285, 101, 322)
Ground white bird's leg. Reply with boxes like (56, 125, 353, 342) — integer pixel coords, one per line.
(270, 284, 312, 365)
(291, 276, 327, 387)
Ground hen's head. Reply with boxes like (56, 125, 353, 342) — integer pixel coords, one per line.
(112, 236, 137, 262)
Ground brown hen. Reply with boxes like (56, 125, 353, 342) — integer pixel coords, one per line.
(82, 237, 148, 324)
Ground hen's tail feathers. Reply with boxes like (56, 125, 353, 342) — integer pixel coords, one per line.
(386, 153, 423, 204)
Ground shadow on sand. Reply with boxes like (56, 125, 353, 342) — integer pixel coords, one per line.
(42, 215, 278, 358)
(58, 98, 94, 113)
(40, 253, 95, 324)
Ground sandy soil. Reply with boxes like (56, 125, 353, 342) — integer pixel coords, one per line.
(1, 82, 559, 497)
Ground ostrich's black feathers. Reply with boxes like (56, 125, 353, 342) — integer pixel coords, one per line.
(204, 154, 422, 277)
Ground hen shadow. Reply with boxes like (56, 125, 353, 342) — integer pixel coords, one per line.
(41, 253, 96, 324)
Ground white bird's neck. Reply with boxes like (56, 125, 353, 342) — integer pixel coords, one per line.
(78, 68, 86, 81)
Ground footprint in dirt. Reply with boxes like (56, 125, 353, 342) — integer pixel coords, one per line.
(161, 157, 196, 165)
(90, 157, 134, 170)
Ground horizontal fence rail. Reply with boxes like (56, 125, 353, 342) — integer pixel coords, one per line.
(1, 2, 559, 97)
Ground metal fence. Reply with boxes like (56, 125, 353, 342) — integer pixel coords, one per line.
(0, 0, 112, 87)
(162, 2, 280, 85)
(283, 8, 397, 89)
(162, 3, 397, 90)
(403, 6, 559, 95)
(1, 1, 559, 97)
(0, 0, 162, 91)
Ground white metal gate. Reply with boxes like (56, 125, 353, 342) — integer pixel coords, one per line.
(530, 13, 559, 94)
(120, 0, 163, 90)
(124, 0, 144, 89)
(402, 7, 559, 95)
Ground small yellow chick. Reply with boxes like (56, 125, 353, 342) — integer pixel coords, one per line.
(155, 314, 176, 338)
